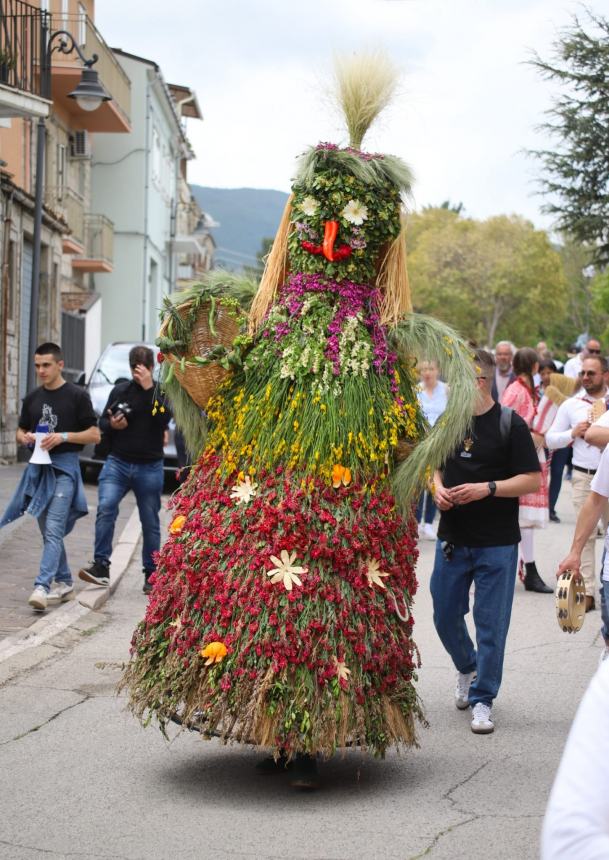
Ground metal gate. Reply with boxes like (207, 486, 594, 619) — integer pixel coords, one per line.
(19, 239, 32, 400)
(60, 310, 85, 382)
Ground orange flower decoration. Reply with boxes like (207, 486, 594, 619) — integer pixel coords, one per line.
(200, 641, 228, 665)
(169, 514, 186, 535)
(332, 464, 352, 488)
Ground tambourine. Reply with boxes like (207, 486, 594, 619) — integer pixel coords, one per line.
(555, 570, 586, 633)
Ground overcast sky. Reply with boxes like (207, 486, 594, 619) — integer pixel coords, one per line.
(95, 0, 609, 229)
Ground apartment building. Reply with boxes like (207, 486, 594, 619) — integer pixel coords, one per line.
(0, 0, 131, 458)
(91, 52, 204, 345)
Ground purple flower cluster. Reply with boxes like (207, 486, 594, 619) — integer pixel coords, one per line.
(277, 273, 397, 380)
(314, 142, 385, 162)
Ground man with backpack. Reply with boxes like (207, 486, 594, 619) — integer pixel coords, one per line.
(78, 345, 171, 594)
(430, 348, 541, 735)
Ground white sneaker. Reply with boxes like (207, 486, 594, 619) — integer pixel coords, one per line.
(471, 702, 494, 734)
(455, 670, 476, 709)
(422, 523, 436, 541)
(47, 583, 75, 604)
(28, 586, 48, 611)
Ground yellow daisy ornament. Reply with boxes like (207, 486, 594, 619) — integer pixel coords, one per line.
(266, 550, 307, 591)
(334, 657, 351, 683)
(365, 557, 389, 589)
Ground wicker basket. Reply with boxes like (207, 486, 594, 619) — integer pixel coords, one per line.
(159, 299, 240, 409)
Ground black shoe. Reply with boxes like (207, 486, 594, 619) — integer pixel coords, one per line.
(143, 570, 154, 595)
(523, 562, 553, 594)
(78, 560, 110, 587)
(289, 754, 319, 790)
(549, 512, 561, 523)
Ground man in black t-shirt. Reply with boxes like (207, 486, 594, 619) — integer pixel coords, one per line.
(9, 343, 100, 611)
(431, 349, 541, 735)
(78, 345, 171, 594)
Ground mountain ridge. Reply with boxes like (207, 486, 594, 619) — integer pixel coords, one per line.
(190, 185, 289, 271)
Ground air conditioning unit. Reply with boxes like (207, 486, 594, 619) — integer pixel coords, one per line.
(70, 131, 91, 159)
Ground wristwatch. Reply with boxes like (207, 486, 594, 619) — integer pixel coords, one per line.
(61, 431, 68, 442)
(487, 481, 497, 497)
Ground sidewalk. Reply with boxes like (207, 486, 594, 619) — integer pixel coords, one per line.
(0, 463, 136, 640)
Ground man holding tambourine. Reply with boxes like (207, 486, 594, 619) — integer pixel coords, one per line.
(558, 430, 609, 664)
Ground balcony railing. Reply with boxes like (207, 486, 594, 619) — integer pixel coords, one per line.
(71, 213, 113, 272)
(85, 214, 113, 264)
(53, 13, 130, 128)
(0, 0, 46, 97)
(45, 185, 85, 246)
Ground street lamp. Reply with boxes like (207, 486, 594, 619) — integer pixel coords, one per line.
(27, 17, 111, 392)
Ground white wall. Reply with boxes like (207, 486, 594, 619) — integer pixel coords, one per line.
(84, 296, 102, 378)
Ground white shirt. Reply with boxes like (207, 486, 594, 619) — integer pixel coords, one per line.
(542, 661, 609, 859)
(546, 390, 608, 469)
(564, 355, 583, 379)
(591, 445, 609, 582)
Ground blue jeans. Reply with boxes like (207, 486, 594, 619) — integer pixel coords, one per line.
(430, 542, 518, 706)
(94, 455, 164, 573)
(416, 491, 437, 525)
(35, 471, 75, 591)
(549, 446, 570, 514)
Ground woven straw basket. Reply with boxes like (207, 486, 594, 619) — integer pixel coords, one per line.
(158, 300, 240, 409)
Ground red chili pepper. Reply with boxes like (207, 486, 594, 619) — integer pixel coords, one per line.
(322, 220, 339, 262)
(157, 352, 165, 363)
(301, 240, 323, 255)
(333, 244, 352, 261)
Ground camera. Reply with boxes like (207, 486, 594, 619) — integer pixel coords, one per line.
(110, 401, 132, 418)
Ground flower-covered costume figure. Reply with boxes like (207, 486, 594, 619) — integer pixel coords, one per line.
(121, 56, 476, 759)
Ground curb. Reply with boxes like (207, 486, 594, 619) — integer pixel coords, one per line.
(77, 505, 142, 611)
(0, 507, 142, 668)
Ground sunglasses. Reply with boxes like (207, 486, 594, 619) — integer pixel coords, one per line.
(587, 349, 602, 354)
(581, 370, 601, 377)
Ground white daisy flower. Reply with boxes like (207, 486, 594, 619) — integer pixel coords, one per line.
(341, 199, 369, 225)
(266, 550, 308, 591)
(229, 476, 258, 505)
(300, 196, 319, 217)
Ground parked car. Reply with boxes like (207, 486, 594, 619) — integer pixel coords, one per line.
(78, 342, 177, 479)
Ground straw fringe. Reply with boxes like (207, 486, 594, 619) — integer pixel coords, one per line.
(376, 219, 412, 326)
(248, 196, 293, 334)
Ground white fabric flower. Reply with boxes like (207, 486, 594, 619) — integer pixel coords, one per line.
(365, 557, 389, 589)
(266, 550, 307, 591)
(229, 476, 258, 505)
(341, 199, 368, 225)
(300, 196, 319, 217)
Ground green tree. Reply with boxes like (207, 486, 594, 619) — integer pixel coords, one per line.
(530, 11, 609, 265)
(407, 208, 568, 345)
(244, 236, 274, 279)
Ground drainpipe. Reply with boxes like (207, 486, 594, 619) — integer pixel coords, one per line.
(1, 186, 14, 427)
(141, 73, 151, 341)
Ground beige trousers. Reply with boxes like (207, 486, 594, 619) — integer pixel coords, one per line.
(571, 469, 609, 597)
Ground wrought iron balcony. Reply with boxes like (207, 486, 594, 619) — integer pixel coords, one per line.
(0, 0, 50, 117)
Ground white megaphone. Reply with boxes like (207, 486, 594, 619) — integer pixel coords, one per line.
(30, 423, 52, 465)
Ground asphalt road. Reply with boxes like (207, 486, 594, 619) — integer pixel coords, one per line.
(0, 485, 603, 860)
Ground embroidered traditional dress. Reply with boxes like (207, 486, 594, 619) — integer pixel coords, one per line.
(501, 378, 549, 528)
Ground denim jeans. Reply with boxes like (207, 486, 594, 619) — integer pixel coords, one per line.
(35, 471, 75, 591)
(430, 542, 518, 706)
(94, 455, 164, 573)
(416, 491, 437, 525)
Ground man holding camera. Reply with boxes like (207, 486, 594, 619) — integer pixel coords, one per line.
(79, 345, 171, 594)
